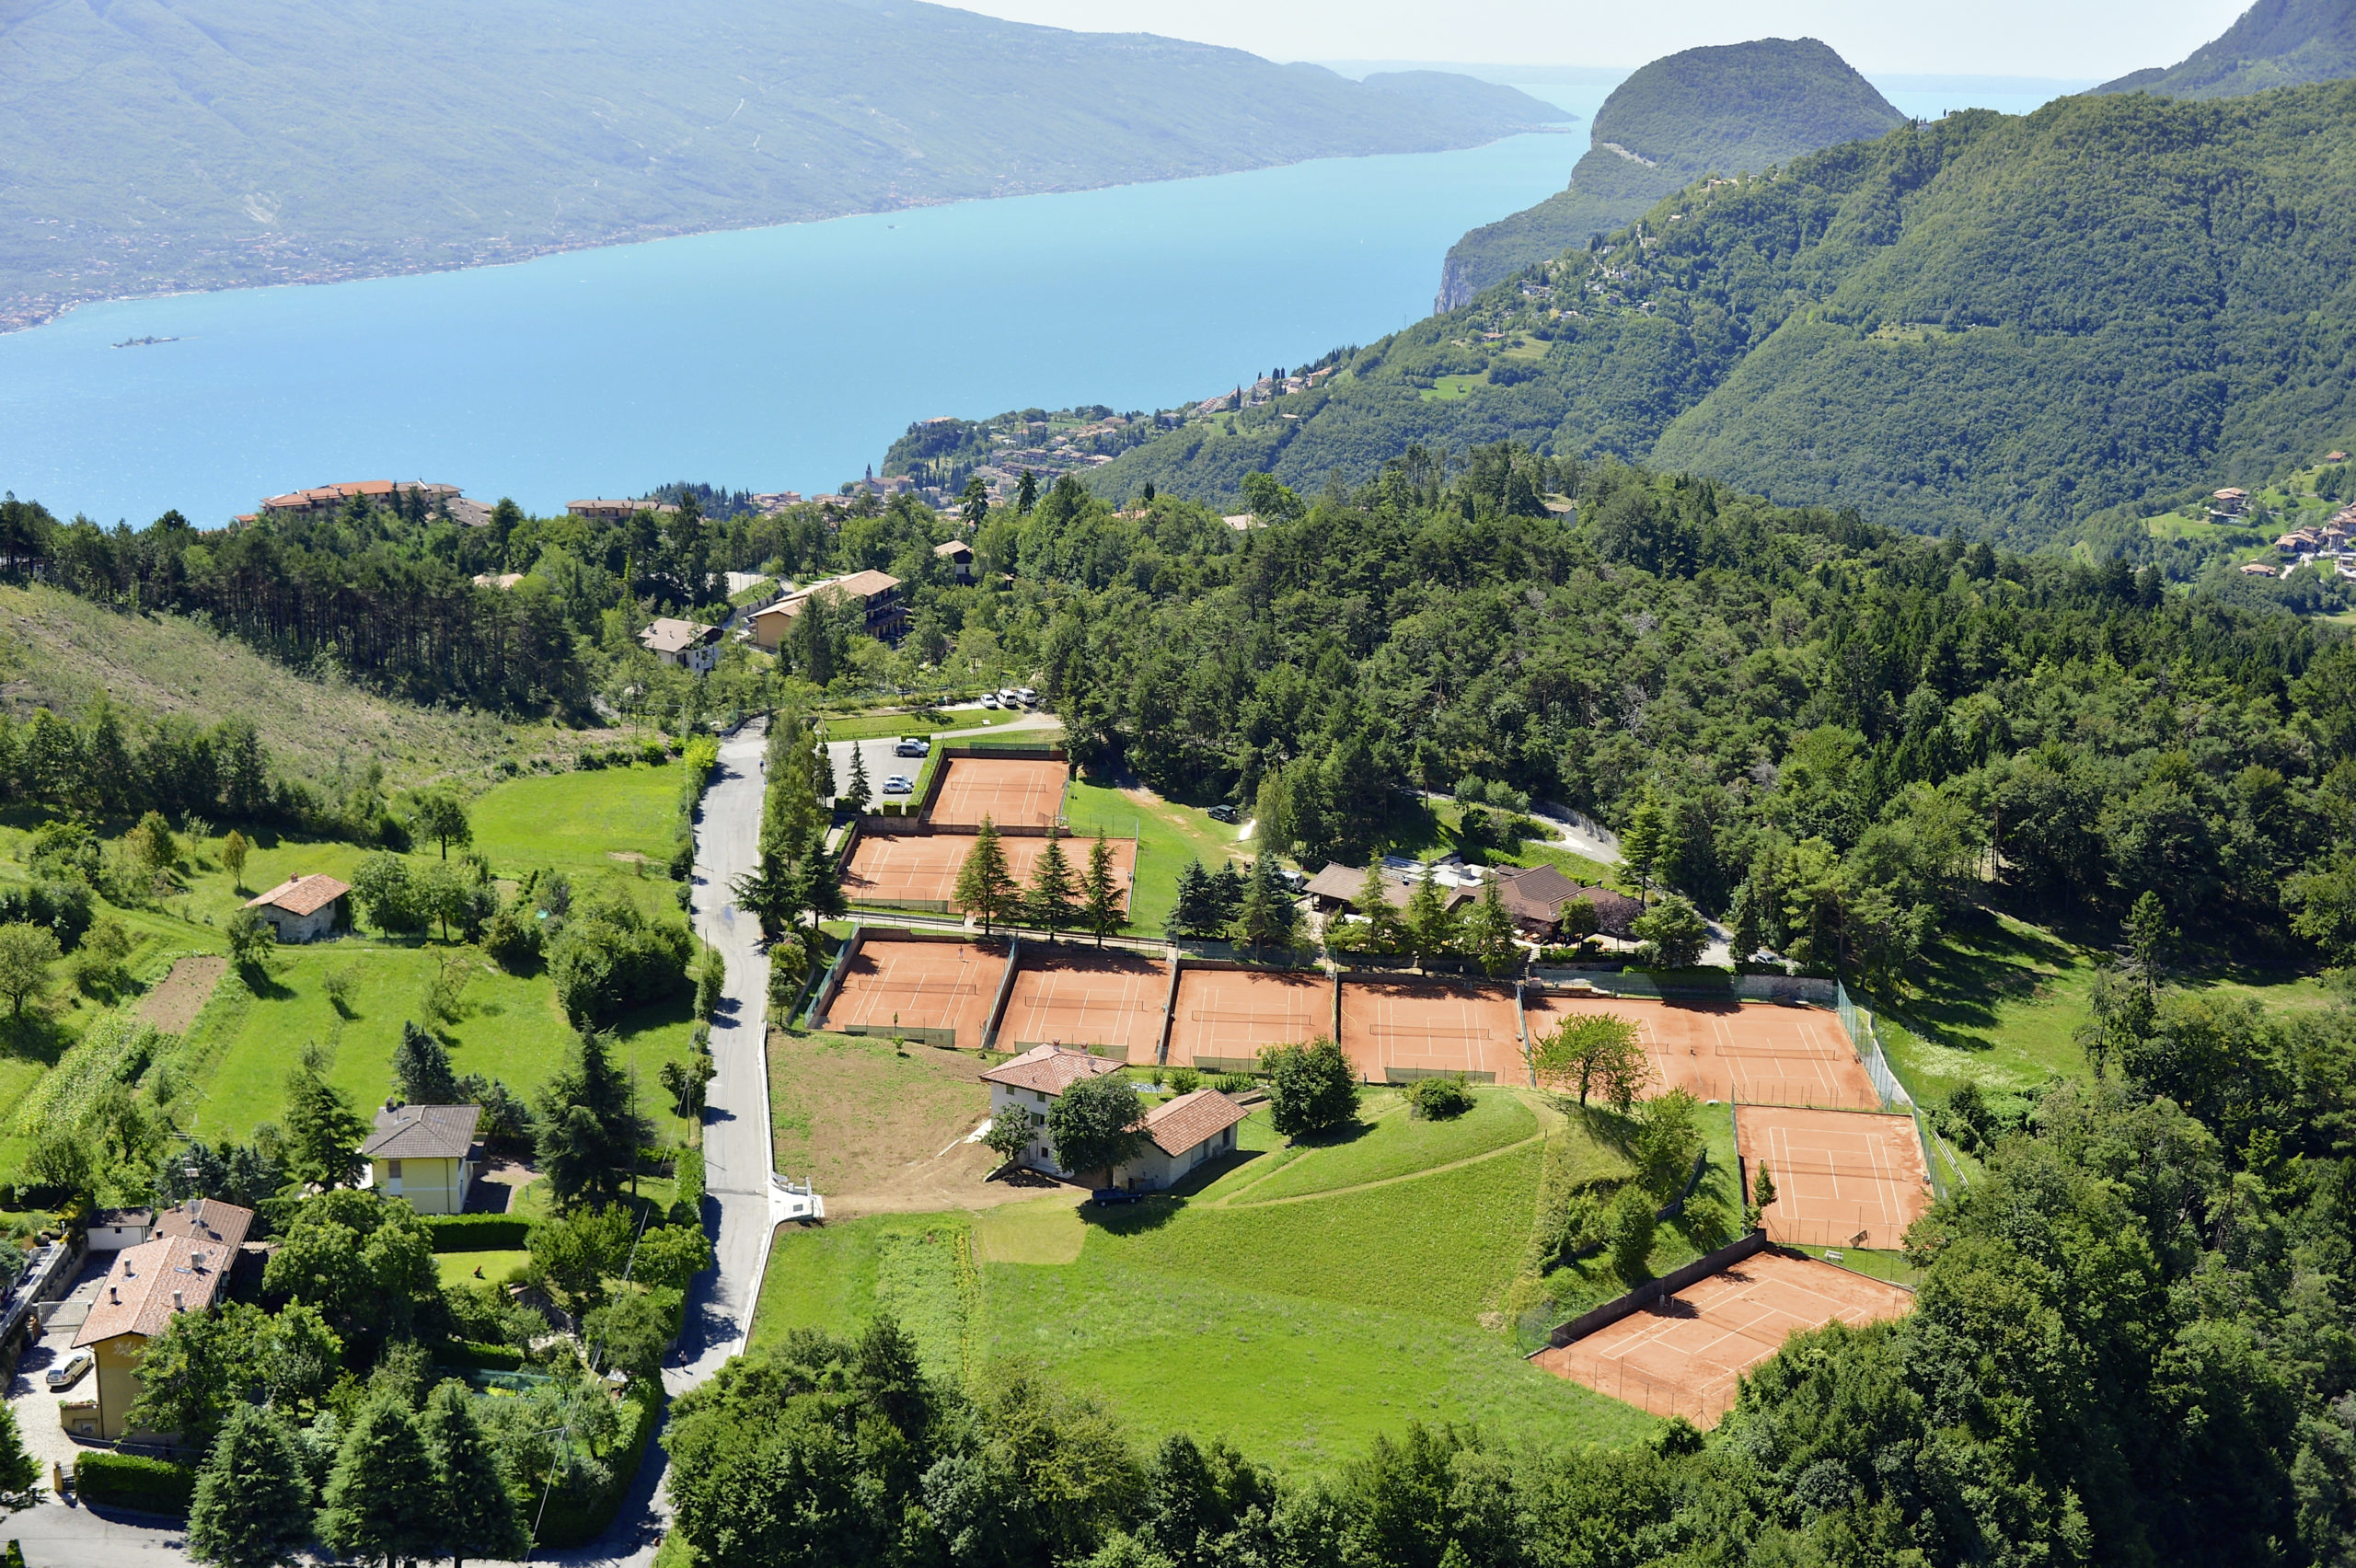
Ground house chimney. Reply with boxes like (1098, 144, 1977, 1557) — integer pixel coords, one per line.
(171, 1290, 183, 1311)
(108, 1286, 119, 1305)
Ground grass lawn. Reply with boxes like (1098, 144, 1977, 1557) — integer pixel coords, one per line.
(436, 1250, 531, 1289)
(179, 944, 699, 1150)
(1222, 1090, 1537, 1205)
(1422, 375, 1482, 401)
(1064, 780, 1247, 935)
(750, 1080, 1657, 1477)
(819, 709, 1025, 742)
(470, 766, 683, 884)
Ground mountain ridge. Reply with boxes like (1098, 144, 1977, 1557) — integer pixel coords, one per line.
(0, 0, 1560, 333)
(1077, 83, 2356, 549)
(2096, 0, 2356, 99)
(1435, 38, 1907, 309)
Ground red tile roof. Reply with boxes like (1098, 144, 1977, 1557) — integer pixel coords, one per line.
(74, 1235, 233, 1347)
(1141, 1089, 1249, 1157)
(980, 1043, 1124, 1096)
(152, 1196, 255, 1252)
(245, 873, 351, 917)
(361, 1103, 481, 1160)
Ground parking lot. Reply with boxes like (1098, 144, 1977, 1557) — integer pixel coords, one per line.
(7, 1255, 117, 1493)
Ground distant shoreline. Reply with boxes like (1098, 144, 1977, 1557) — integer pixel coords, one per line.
(1, 127, 1573, 339)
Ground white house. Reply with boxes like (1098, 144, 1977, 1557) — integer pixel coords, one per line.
(980, 1045, 1124, 1177)
(244, 874, 351, 943)
(1112, 1090, 1251, 1192)
(977, 1045, 1249, 1189)
(637, 617, 722, 674)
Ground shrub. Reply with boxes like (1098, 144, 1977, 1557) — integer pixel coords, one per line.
(0, 880, 94, 949)
(530, 1379, 660, 1549)
(1608, 1184, 1657, 1286)
(1406, 1074, 1474, 1121)
(669, 1147, 705, 1227)
(1212, 1073, 1253, 1095)
(1632, 895, 1709, 969)
(76, 1452, 197, 1515)
(1258, 1039, 1359, 1139)
(1168, 1067, 1201, 1096)
(434, 1339, 527, 1372)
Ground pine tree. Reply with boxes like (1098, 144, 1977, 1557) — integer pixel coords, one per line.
(1165, 858, 1215, 940)
(1234, 857, 1301, 951)
(1025, 829, 1080, 933)
(420, 1382, 528, 1568)
(319, 1397, 442, 1568)
(1620, 797, 1665, 905)
(1207, 860, 1248, 928)
(1017, 469, 1039, 514)
(1461, 879, 1521, 976)
(1352, 862, 1403, 953)
(534, 1029, 653, 1209)
(844, 745, 872, 813)
(283, 1042, 365, 1188)
(188, 1405, 312, 1568)
(1080, 833, 1122, 947)
(1404, 862, 1455, 958)
(953, 817, 1018, 934)
(0, 1403, 35, 1501)
(391, 1020, 461, 1104)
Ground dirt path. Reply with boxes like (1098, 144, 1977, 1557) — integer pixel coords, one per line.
(136, 953, 226, 1034)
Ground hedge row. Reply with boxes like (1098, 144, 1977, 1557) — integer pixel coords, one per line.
(532, 1378, 663, 1549)
(422, 1214, 533, 1251)
(672, 1147, 705, 1228)
(434, 1338, 527, 1372)
(75, 1452, 196, 1516)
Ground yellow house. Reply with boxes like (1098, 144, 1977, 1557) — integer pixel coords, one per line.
(360, 1103, 482, 1216)
(69, 1198, 253, 1442)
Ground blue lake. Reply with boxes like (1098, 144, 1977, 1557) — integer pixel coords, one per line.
(0, 71, 2085, 525)
(0, 132, 1587, 525)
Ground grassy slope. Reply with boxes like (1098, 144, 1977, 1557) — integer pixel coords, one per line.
(0, 583, 583, 787)
(1065, 779, 1250, 935)
(1226, 1090, 1537, 1203)
(752, 1086, 1657, 1475)
(470, 765, 683, 883)
(0, 764, 703, 1177)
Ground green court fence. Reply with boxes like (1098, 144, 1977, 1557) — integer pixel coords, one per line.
(834, 1023, 959, 1047)
(1834, 982, 1964, 1202)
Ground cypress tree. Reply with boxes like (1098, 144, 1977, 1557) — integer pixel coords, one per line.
(319, 1397, 441, 1568)
(283, 1042, 365, 1188)
(188, 1405, 313, 1568)
(420, 1382, 528, 1568)
(391, 1020, 461, 1104)
(953, 817, 1017, 933)
(1025, 828, 1080, 933)
(1080, 833, 1122, 947)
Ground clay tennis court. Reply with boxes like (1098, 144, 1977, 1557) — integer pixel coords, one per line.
(1523, 992, 1878, 1110)
(1337, 978, 1525, 1083)
(929, 756, 1070, 829)
(998, 947, 1172, 1065)
(845, 831, 1135, 910)
(824, 939, 1009, 1048)
(1167, 967, 1333, 1072)
(1738, 1105, 1932, 1250)
(1534, 1248, 1915, 1425)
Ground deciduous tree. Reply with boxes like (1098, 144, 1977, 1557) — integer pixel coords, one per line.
(1258, 1038, 1358, 1139)
(0, 923, 59, 1020)
(1046, 1070, 1144, 1179)
(1534, 1012, 1649, 1108)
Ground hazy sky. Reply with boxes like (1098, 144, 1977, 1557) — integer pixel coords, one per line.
(953, 0, 2251, 79)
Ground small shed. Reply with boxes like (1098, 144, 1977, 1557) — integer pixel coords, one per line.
(87, 1208, 155, 1252)
(1111, 1090, 1250, 1192)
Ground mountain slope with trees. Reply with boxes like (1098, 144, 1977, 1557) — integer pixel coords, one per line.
(1093, 83, 2356, 549)
(1438, 38, 1906, 308)
(0, 0, 1559, 332)
(2098, 0, 2356, 98)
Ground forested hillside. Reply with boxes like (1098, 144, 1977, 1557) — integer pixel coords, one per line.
(1438, 38, 1904, 308)
(0, 0, 1557, 331)
(1094, 84, 2356, 548)
(2099, 0, 2356, 99)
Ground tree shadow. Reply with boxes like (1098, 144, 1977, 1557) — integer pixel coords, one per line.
(2, 1013, 74, 1067)
(1079, 1195, 1183, 1236)
(1884, 905, 2079, 1048)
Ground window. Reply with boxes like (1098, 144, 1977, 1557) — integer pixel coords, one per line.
(387, 1159, 403, 1179)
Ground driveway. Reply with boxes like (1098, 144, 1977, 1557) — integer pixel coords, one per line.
(826, 734, 926, 809)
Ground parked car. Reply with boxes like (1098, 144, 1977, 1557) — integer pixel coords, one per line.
(982, 694, 1002, 709)
(1207, 804, 1238, 824)
(1091, 1188, 1143, 1206)
(894, 737, 930, 756)
(883, 776, 915, 795)
(1014, 686, 1039, 703)
(46, 1350, 91, 1391)
(1277, 868, 1308, 892)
